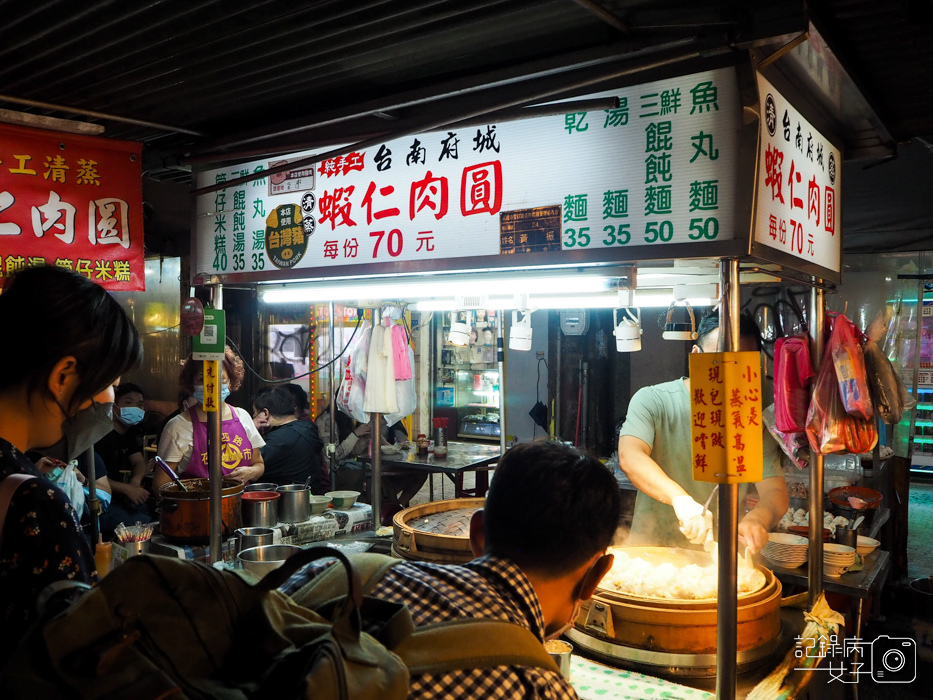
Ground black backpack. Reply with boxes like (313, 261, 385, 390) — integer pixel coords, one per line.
(1, 547, 559, 699)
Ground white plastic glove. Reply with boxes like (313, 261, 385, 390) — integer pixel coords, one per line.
(672, 495, 713, 544)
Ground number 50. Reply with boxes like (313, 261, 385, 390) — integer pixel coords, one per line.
(688, 217, 719, 240)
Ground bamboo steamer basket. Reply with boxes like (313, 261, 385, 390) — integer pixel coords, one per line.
(574, 546, 782, 661)
(392, 498, 483, 564)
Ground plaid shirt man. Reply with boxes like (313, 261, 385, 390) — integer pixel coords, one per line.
(282, 553, 579, 699)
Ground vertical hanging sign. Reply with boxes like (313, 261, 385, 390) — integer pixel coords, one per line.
(689, 351, 763, 484)
(201, 360, 221, 414)
(753, 72, 842, 277)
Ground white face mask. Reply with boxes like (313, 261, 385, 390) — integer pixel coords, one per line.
(544, 599, 583, 641)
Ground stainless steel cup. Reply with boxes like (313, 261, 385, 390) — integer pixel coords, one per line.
(835, 527, 858, 550)
(276, 484, 311, 523)
(235, 527, 275, 554)
(545, 639, 573, 679)
(121, 540, 150, 557)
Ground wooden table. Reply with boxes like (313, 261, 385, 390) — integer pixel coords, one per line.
(368, 441, 502, 498)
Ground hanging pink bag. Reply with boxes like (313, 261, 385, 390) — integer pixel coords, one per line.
(773, 335, 814, 433)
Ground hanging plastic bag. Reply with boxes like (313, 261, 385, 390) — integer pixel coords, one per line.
(863, 339, 916, 424)
(337, 322, 371, 424)
(763, 404, 809, 468)
(830, 315, 873, 420)
(773, 335, 814, 433)
(806, 317, 877, 454)
(362, 322, 399, 414)
(386, 346, 417, 426)
(47, 462, 87, 519)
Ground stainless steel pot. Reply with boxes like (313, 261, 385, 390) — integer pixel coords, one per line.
(276, 484, 311, 523)
(244, 482, 278, 492)
(237, 544, 302, 577)
(242, 491, 280, 527)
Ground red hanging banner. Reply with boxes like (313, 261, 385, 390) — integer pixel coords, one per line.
(0, 122, 145, 290)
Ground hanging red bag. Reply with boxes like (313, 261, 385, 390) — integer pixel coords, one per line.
(830, 314, 873, 420)
(773, 335, 814, 433)
(806, 315, 877, 454)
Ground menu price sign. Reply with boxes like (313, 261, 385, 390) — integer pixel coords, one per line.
(195, 67, 743, 278)
(753, 73, 842, 275)
(689, 352, 763, 484)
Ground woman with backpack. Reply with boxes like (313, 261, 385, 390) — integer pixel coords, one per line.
(0, 266, 142, 662)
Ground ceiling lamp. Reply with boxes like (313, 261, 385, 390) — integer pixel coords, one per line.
(613, 307, 642, 352)
(662, 300, 699, 341)
(447, 313, 471, 346)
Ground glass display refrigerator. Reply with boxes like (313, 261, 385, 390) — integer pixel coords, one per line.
(433, 310, 501, 441)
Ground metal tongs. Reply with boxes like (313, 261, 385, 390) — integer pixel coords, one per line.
(154, 456, 188, 492)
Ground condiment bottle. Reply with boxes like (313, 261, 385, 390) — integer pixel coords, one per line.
(417, 434, 429, 455)
(95, 537, 112, 579)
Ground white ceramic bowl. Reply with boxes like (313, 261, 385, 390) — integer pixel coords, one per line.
(856, 536, 880, 556)
(763, 548, 807, 554)
(823, 543, 856, 555)
(764, 555, 805, 569)
(769, 533, 809, 546)
(380, 444, 401, 455)
(309, 495, 332, 515)
(325, 490, 361, 509)
(823, 563, 848, 578)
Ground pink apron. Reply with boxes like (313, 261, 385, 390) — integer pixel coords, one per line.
(186, 406, 255, 479)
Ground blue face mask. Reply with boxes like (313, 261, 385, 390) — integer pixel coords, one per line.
(194, 384, 231, 405)
(118, 406, 145, 426)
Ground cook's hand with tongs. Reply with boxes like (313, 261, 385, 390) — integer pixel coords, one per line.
(738, 512, 770, 555)
(672, 495, 713, 545)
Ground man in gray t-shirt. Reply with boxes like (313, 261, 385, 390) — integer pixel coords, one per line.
(618, 313, 788, 553)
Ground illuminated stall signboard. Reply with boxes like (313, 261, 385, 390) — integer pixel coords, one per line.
(194, 67, 744, 277)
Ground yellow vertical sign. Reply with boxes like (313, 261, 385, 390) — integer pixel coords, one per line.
(202, 360, 221, 413)
(689, 351, 763, 484)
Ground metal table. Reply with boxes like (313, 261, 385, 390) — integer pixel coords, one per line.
(367, 441, 502, 498)
(761, 548, 891, 693)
